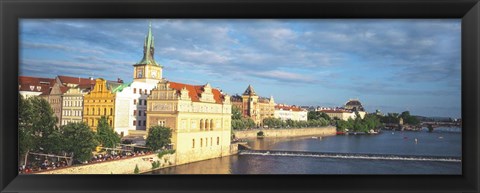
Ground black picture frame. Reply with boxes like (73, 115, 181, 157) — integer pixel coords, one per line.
(1, 0, 479, 192)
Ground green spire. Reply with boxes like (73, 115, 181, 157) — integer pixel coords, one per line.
(136, 21, 161, 66)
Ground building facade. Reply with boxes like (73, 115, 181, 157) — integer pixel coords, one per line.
(113, 23, 163, 136)
(49, 82, 69, 127)
(320, 109, 366, 121)
(274, 104, 308, 121)
(147, 80, 232, 165)
(57, 76, 96, 126)
(83, 78, 121, 131)
(231, 85, 275, 126)
(61, 87, 88, 125)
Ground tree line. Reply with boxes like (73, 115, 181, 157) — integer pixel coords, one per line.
(19, 95, 172, 166)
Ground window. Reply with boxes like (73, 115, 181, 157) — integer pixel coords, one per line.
(134, 110, 137, 116)
(200, 138, 203, 147)
(217, 137, 219, 145)
(144, 100, 147, 105)
(192, 139, 195, 148)
(138, 121, 141, 126)
(109, 120, 112, 126)
(133, 120, 136, 126)
(206, 138, 208, 147)
(210, 137, 212, 146)
(133, 88, 136, 94)
(143, 120, 146, 126)
(134, 99, 137, 105)
(110, 108, 113, 116)
(104, 108, 106, 115)
(144, 89, 147, 94)
(139, 89, 143, 94)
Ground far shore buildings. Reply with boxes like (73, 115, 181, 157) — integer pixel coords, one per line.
(318, 99, 367, 121)
(274, 104, 308, 122)
(231, 85, 275, 126)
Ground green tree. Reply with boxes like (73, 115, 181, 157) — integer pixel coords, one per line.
(231, 106, 243, 120)
(62, 122, 99, 162)
(134, 164, 140, 174)
(308, 111, 331, 121)
(18, 95, 58, 165)
(146, 126, 172, 151)
(96, 116, 121, 148)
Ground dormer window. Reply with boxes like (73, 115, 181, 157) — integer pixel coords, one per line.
(36, 86, 41, 91)
(30, 85, 35, 91)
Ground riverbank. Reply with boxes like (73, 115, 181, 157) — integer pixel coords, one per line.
(234, 126, 336, 139)
(35, 153, 176, 174)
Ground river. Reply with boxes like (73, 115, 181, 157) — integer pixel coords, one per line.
(148, 127, 461, 174)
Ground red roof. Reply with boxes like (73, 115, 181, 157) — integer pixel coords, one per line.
(275, 105, 304, 112)
(18, 76, 55, 95)
(57, 75, 96, 87)
(168, 81, 224, 104)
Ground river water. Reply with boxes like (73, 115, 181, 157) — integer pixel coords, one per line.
(149, 127, 461, 174)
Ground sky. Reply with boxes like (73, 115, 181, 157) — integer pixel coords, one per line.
(19, 19, 461, 118)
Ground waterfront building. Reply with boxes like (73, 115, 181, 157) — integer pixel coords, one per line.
(57, 76, 96, 126)
(18, 76, 55, 99)
(83, 78, 122, 131)
(113, 23, 163, 136)
(147, 80, 232, 165)
(274, 104, 308, 121)
(320, 109, 366, 121)
(231, 85, 275, 126)
(49, 82, 69, 127)
(344, 99, 365, 111)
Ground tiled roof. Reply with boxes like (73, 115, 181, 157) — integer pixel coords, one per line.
(57, 75, 96, 86)
(345, 99, 362, 106)
(275, 105, 304, 112)
(168, 81, 224, 104)
(18, 76, 56, 95)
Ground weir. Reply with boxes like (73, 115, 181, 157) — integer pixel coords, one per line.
(239, 150, 461, 162)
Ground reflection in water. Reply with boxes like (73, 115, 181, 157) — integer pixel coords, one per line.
(148, 128, 461, 174)
(151, 156, 234, 174)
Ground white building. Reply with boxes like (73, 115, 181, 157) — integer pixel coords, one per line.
(274, 105, 308, 121)
(113, 23, 163, 136)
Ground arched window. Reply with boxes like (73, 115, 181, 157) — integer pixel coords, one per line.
(205, 119, 209, 130)
(110, 108, 113, 116)
(104, 108, 107, 115)
(200, 119, 204, 130)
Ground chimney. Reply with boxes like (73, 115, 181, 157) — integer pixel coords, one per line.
(117, 78, 123, 83)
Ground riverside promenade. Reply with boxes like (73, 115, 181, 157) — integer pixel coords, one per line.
(35, 153, 176, 174)
(234, 126, 336, 139)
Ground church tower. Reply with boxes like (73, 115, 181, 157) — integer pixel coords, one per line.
(133, 22, 163, 84)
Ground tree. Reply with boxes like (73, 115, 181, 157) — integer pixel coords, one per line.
(134, 164, 140, 174)
(231, 106, 243, 120)
(146, 126, 172, 151)
(308, 111, 331, 121)
(96, 116, 121, 148)
(18, 95, 58, 165)
(62, 122, 99, 162)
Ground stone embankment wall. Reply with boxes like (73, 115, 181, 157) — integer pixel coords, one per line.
(234, 126, 336, 139)
(36, 153, 175, 174)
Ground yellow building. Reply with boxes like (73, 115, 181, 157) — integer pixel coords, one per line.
(83, 78, 121, 131)
(147, 80, 232, 165)
(232, 85, 275, 126)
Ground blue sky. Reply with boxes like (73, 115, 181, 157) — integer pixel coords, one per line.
(19, 19, 461, 118)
